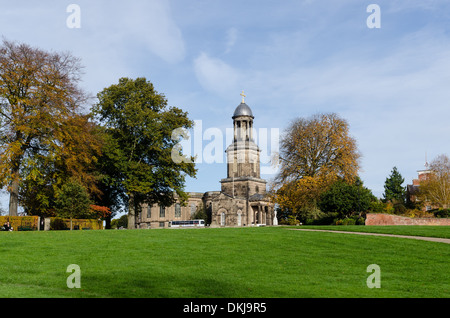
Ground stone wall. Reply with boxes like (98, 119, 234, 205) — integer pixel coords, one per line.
(365, 213, 450, 226)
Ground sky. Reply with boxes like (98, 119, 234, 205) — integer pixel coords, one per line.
(1, 0, 450, 213)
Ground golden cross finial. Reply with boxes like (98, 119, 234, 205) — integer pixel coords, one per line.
(240, 90, 246, 103)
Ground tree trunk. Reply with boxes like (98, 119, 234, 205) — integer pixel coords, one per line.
(8, 171, 19, 216)
(127, 193, 136, 229)
(105, 215, 111, 229)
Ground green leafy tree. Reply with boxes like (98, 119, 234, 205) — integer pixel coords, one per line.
(111, 214, 128, 229)
(383, 166, 406, 204)
(191, 202, 210, 224)
(54, 180, 93, 230)
(92, 77, 197, 229)
(91, 127, 126, 228)
(318, 178, 376, 219)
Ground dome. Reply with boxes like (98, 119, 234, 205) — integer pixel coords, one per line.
(232, 102, 254, 119)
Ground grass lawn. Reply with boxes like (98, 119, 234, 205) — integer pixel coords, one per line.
(0, 226, 448, 298)
(296, 225, 450, 239)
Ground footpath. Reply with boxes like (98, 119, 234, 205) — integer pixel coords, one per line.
(293, 228, 450, 244)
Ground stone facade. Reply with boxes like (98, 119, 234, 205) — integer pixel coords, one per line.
(136, 192, 204, 229)
(135, 96, 274, 228)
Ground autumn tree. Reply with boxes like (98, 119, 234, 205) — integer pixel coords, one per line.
(92, 77, 197, 229)
(273, 113, 360, 219)
(417, 154, 450, 209)
(0, 40, 100, 216)
(19, 114, 102, 216)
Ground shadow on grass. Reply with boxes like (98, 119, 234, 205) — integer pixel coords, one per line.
(78, 270, 241, 298)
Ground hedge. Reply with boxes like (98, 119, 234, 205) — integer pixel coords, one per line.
(0, 216, 103, 231)
(49, 217, 103, 230)
(0, 216, 39, 231)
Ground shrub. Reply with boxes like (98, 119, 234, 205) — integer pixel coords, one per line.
(355, 217, 366, 225)
(402, 209, 434, 218)
(334, 216, 364, 225)
(393, 203, 407, 215)
(305, 212, 339, 225)
(50, 217, 68, 230)
(434, 209, 450, 218)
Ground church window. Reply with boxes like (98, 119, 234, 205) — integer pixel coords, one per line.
(175, 203, 181, 218)
(160, 206, 165, 218)
(221, 212, 226, 226)
(147, 206, 151, 219)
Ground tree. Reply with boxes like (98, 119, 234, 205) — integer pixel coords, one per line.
(318, 178, 376, 219)
(417, 154, 450, 209)
(54, 180, 92, 230)
(92, 77, 197, 229)
(272, 113, 360, 218)
(111, 214, 128, 229)
(0, 39, 92, 216)
(191, 202, 210, 224)
(382, 166, 405, 204)
(276, 113, 360, 184)
(19, 114, 102, 216)
(90, 126, 126, 228)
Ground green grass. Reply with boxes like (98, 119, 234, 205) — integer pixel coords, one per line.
(295, 225, 450, 239)
(0, 226, 448, 298)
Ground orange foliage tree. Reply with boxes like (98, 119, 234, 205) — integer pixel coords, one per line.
(0, 39, 101, 216)
(272, 113, 361, 221)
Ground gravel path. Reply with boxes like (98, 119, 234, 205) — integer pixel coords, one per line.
(293, 228, 450, 244)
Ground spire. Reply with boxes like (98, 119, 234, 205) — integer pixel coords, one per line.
(240, 90, 246, 103)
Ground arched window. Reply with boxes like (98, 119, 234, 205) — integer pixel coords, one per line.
(221, 212, 226, 226)
(237, 210, 242, 226)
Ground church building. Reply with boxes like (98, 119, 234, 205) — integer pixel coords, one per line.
(135, 93, 275, 228)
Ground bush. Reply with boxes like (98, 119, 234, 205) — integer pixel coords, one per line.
(355, 217, 366, 225)
(50, 217, 68, 230)
(402, 209, 434, 218)
(305, 212, 339, 225)
(334, 216, 365, 225)
(393, 203, 407, 215)
(368, 200, 385, 213)
(283, 215, 300, 225)
(434, 209, 450, 218)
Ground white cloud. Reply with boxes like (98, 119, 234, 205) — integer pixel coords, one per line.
(193, 52, 240, 97)
(121, 1, 185, 64)
(224, 27, 238, 54)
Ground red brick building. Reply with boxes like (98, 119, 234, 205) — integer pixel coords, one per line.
(406, 163, 435, 211)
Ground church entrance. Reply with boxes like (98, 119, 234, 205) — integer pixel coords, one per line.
(251, 205, 267, 226)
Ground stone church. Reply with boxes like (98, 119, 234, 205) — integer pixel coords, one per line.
(135, 94, 275, 228)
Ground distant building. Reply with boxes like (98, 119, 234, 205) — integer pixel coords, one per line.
(135, 94, 275, 229)
(406, 162, 435, 211)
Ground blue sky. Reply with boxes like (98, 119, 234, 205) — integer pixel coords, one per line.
(1, 0, 450, 212)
